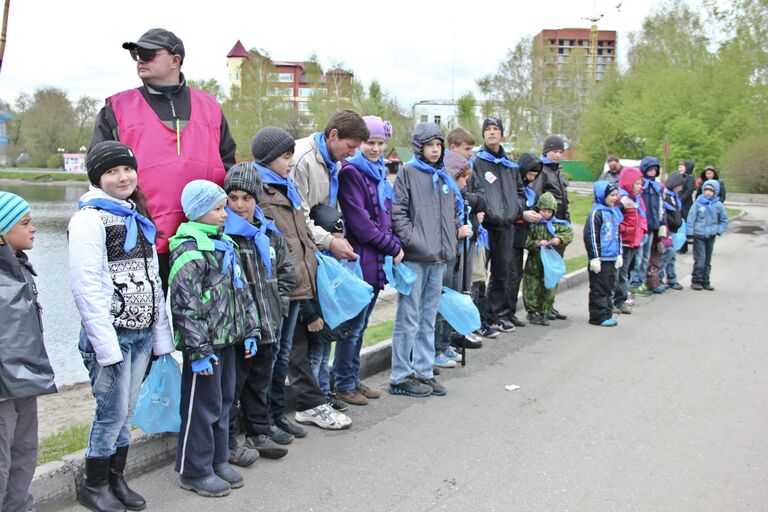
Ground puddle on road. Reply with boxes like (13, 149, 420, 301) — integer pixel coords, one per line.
(734, 224, 765, 235)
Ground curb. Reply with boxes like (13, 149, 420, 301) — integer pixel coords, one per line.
(30, 268, 589, 511)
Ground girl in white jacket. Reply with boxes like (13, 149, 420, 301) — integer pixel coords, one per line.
(68, 141, 174, 512)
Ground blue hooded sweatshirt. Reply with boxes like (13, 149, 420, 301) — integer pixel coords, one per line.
(686, 179, 729, 238)
(640, 156, 665, 231)
(584, 180, 623, 261)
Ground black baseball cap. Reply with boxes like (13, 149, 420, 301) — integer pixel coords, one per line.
(123, 28, 185, 61)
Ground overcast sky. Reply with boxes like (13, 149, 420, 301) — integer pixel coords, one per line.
(1, 0, 665, 111)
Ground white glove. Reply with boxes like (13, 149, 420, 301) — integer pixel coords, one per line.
(615, 255, 623, 269)
(589, 258, 602, 274)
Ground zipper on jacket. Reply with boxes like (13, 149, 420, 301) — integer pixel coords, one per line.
(169, 97, 180, 156)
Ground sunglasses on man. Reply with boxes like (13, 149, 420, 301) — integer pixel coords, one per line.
(129, 47, 168, 62)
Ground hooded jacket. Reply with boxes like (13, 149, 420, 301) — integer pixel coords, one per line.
(617, 167, 648, 248)
(471, 144, 526, 229)
(584, 181, 622, 261)
(513, 153, 543, 247)
(678, 160, 696, 218)
(392, 123, 460, 264)
(686, 180, 729, 238)
(662, 173, 684, 233)
(640, 156, 665, 231)
(531, 157, 569, 221)
(696, 167, 726, 203)
(168, 222, 260, 359)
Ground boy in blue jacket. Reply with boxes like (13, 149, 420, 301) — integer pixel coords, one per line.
(686, 180, 729, 290)
(584, 181, 623, 327)
(630, 156, 666, 295)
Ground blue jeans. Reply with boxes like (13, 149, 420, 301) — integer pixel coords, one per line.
(390, 262, 445, 384)
(692, 236, 716, 285)
(614, 246, 639, 306)
(269, 300, 300, 422)
(79, 327, 153, 458)
(308, 342, 332, 396)
(629, 233, 653, 287)
(660, 244, 678, 284)
(333, 290, 379, 393)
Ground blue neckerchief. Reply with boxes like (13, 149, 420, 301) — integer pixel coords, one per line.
(475, 150, 518, 169)
(524, 186, 536, 208)
(211, 237, 243, 289)
(346, 150, 394, 212)
(314, 132, 339, 207)
(696, 193, 721, 207)
(643, 177, 662, 194)
(541, 156, 554, 165)
(536, 216, 571, 236)
(78, 198, 156, 253)
(476, 223, 490, 253)
(590, 202, 625, 224)
(223, 205, 281, 279)
(407, 157, 465, 220)
(256, 161, 302, 210)
(618, 189, 647, 219)
(664, 190, 681, 212)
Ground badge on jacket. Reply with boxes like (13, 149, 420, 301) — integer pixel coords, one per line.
(485, 171, 497, 184)
(441, 184, 449, 195)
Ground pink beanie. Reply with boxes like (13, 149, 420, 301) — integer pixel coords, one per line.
(363, 116, 392, 141)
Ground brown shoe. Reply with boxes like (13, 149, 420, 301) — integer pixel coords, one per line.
(357, 383, 381, 399)
(336, 389, 368, 406)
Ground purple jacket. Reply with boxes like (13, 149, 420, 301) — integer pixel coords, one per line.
(338, 160, 401, 289)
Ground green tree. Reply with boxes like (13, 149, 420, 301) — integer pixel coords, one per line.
(187, 78, 224, 102)
(456, 91, 480, 140)
(74, 96, 99, 150)
(719, 133, 768, 193)
(21, 87, 76, 166)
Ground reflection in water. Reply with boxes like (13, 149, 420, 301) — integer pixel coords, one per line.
(2, 182, 90, 385)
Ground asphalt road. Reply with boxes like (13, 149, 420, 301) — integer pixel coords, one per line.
(63, 204, 768, 512)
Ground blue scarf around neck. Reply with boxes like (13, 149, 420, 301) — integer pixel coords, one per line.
(407, 157, 465, 220)
(314, 132, 339, 207)
(524, 186, 536, 208)
(210, 237, 243, 289)
(696, 192, 720, 207)
(664, 190, 681, 212)
(541, 156, 555, 165)
(78, 198, 157, 253)
(590, 202, 625, 225)
(256, 161, 302, 211)
(643, 177, 662, 194)
(346, 150, 394, 212)
(536, 216, 571, 236)
(223, 205, 282, 279)
(475, 150, 518, 169)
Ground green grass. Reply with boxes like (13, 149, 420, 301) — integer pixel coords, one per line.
(362, 319, 394, 347)
(0, 170, 88, 182)
(567, 194, 593, 225)
(565, 254, 588, 274)
(37, 425, 90, 465)
(726, 207, 742, 218)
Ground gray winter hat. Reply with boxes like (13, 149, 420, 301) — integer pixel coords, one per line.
(225, 162, 263, 202)
(542, 135, 565, 154)
(251, 127, 295, 166)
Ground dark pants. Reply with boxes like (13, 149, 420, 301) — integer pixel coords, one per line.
(333, 290, 379, 393)
(288, 309, 327, 413)
(269, 301, 299, 422)
(645, 232, 664, 290)
(692, 236, 716, 285)
(507, 246, 525, 316)
(0, 397, 37, 512)
(588, 260, 617, 325)
(230, 343, 275, 448)
(435, 257, 460, 356)
(614, 246, 639, 306)
(486, 226, 516, 322)
(157, 252, 171, 296)
(176, 345, 235, 478)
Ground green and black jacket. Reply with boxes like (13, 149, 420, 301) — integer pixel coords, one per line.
(168, 221, 260, 360)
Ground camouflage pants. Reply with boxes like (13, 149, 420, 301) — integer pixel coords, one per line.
(522, 250, 557, 314)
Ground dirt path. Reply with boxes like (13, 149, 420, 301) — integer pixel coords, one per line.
(38, 382, 95, 438)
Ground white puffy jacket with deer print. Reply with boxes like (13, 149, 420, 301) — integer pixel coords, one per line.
(68, 188, 173, 366)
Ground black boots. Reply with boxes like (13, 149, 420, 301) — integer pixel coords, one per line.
(110, 446, 146, 510)
(78, 457, 126, 512)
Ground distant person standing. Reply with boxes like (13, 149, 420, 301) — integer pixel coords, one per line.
(91, 28, 236, 288)
(599, 155, 623, 185)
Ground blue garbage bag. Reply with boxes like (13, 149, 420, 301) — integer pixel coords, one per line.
(383, 256, 417, 296)
(541, 245, 566, 289)
(672, 220, 687, 251)
(132, 354, 181, 434)
(438, 287, 481, 336)
(316, 253, 374, 329)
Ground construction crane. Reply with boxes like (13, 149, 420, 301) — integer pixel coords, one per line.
(582, 2, 622, 82)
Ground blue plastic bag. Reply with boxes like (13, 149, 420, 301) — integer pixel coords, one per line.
(438, 287, 481, 336)
(383, 256, 417, 296)
(541, 245, 566, 289)
(672, 220, 687, 251)
(132, 354, 181, 434)
(316, 253, 374, 329)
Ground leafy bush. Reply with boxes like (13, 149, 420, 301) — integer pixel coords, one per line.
(719, 133, 768, 193)
(45, 153, 63, 169)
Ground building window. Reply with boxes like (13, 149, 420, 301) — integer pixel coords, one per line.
(298, 102, 311, 112)
(278, 73, 294, 82)
(298, 88, 314, 97)
(421, 115, 428, 123)
(434, 115, 441, 126)
(268, 87, 292, 97)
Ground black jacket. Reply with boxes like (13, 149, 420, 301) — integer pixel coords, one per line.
(471, 144, 525, 230)
(90, 73, 237, 170)
(663, 191, 684, 233)
(679, 160, 696, 218)
(531, 160, 569, 221)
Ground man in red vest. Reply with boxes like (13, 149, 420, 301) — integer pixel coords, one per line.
(90, 28, 236, 287)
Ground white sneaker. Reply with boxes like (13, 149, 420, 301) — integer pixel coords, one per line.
(443, 348, 463, 362)
(465, 333, 482, 343)
(434, 355, 457, 368)
(295, 404, 351, 430)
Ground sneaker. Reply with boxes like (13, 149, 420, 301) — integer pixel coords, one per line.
(336, 388, 369, 406)
(548, 308, 567, 320)
(508, 315, 526, 327)
(465, 333, 483, 343)
(476, 325, 499, 339)
(275, 416, 307, 439)
(613, 305, 623, 315)
(228, 444, 259, 467)
(618, 303, 632, 315)
(356, 383, 381, 399)
(489, 319, 515, 333)
(326, 393, 349, 412)
(442, 348, 463, 362)
(599, 318, 618, 327)
(630, 284, 652, 296)
(417, 376, 447, 396)
(432, 366, 441, 376)
(244, 434, 288, 459)
(213, 462, 243, 489)
(526, 311, 549, 326)
(702, 284, 715, 291)
(690, 283, 703, 290)
(625, 298, 636, 307)
(295, 404, 351, 430)
(265, 424, 294, 445)
(434, 355, 457, 368)
(178, 474, 231, 497)
(650, 286, 666, 294)
(450, 334, 483, 349)
(667, 282, 683, 290)
(389, 376, 433, 397)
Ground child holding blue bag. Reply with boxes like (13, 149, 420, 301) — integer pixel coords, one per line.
(522, 192, 573, 326)
(68, 141, 174, 511)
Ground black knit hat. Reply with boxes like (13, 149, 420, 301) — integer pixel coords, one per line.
(251, 127, 295, 166)
(542, 135, 565, 154)
(225, 162, 263, 202)
(86, 141, 138, 186)
(665, 172, 685, 191)
(482, 117, 504, 136)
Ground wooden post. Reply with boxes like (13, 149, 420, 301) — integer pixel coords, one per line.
(0, 0, 9, 75)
